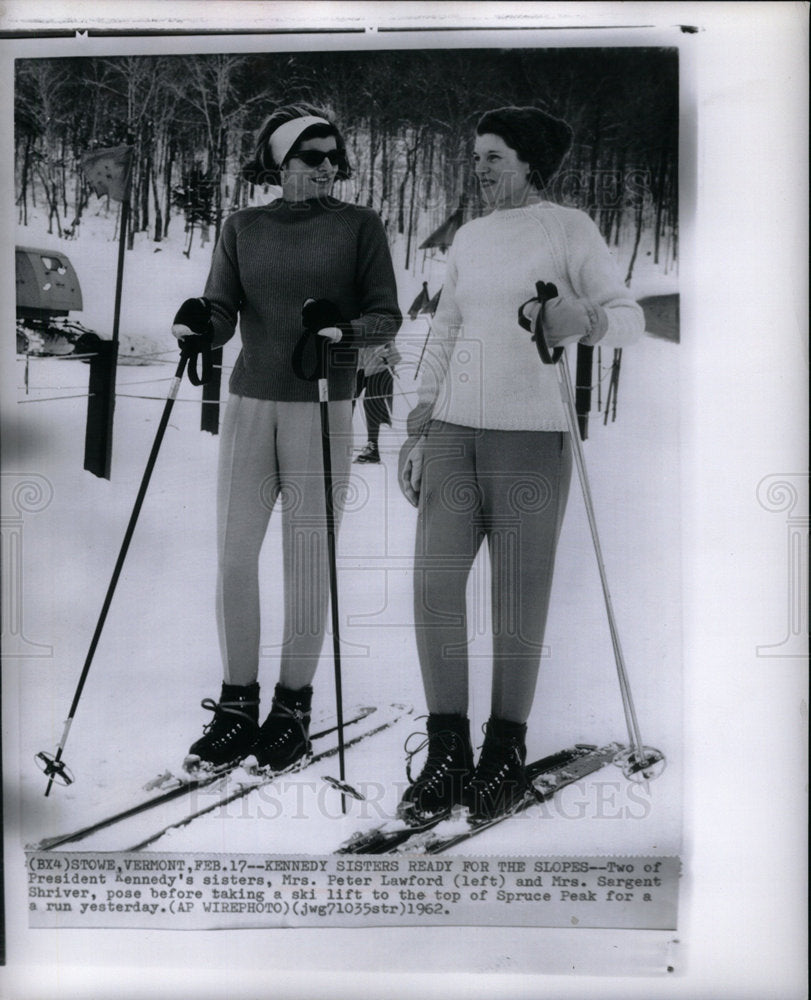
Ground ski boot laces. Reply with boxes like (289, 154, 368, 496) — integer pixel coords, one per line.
(199, 696, 258, 735)
(404, 724, 462, 788)
(468, 730, 541, 814)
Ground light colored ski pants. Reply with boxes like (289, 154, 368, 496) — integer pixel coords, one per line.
(216, 394, 353, 687)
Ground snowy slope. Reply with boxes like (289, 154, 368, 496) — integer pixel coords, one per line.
(9, 202, 681, 858)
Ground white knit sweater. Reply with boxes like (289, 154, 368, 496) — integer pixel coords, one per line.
(416, 202, 644, 431)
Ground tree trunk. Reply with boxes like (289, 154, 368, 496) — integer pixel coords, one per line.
(17, 136, 32, 225)
(624, 199, 644, 286)
(397, 146, 408, 236)
(184, 220, 194, 259)
(367, 117, 376, 208)
(141, 135, 152, 234)
(151, 160, 163, 243)
(405, 166, 416, 271)
(36, 165, 62, 237)
(71, 171, 87, 235)
(60, 136, 69, 220)
(215, 128, 226, 243)
(653, 149, 667, 265)
(612, 151, 626, 247)
(398, 129, 421, 247)
(163, 138, 174, 239)
(127, 148, 138, 249)
(230, 171, 243, 213)
(586, 121, 601, 225)
(423, 133, 435, 207)
(381, 130, 390, 212)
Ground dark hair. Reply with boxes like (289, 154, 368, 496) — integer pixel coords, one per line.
(242, 103, 352, 186)
(475, 106, 573, 190)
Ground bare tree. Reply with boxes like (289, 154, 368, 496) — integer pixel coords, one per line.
(15, 60, 73, 236)
(14, 48, 679, 280)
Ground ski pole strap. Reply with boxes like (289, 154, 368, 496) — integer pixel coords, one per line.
(180, 334, 214, 386)
(519, 280, 563, 365)
(575, 343, 594, 441)
(291, 327, 320, 382)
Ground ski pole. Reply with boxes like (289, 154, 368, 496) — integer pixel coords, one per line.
(413, 316, 433, 380)
(611, 349, 622, 423)
(37, 336, 212, 796)
(315, 334, 348, 814)
(526, 282, 664, 780)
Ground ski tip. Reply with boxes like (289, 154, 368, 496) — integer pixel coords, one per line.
(180, 756, 230, 780)
(143, 770, 177, 791)
(182, 754, 201, 771)
(238, 752, 314, 779)
(394, 802, 417, 824)
(394, 801, 448, 829)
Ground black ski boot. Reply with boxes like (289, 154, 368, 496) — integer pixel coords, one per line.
(398, 714, 474, 825)
(184, 682, 260, 773)
(465, 717, 535, 821)
(355, 442, 380, 464)
(248, 683, 313, 772)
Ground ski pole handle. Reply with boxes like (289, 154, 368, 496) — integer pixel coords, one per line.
(172, 296, 214, 385)
(528, 281, 562, 365)
(180, 335, 213, 386)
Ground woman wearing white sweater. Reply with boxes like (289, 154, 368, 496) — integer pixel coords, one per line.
(398, 106, 644, 823)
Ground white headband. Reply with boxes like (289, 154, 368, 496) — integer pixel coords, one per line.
(268, 116, 331, 168)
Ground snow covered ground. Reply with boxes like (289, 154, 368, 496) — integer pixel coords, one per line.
(7, 202, 681, 859)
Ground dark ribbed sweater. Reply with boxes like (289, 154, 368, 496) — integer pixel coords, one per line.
(203, 196, 402, 401)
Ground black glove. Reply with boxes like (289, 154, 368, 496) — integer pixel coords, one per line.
(301, 298, 346, 333)
(172, 297, 213, 341)
(171, 296, 213, 385)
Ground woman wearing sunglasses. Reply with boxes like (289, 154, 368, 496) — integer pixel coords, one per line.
(397, 106, 644, 824)
(171, 105, 401, 775)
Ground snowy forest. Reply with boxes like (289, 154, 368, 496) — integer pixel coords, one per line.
(14, 47, 679, 283)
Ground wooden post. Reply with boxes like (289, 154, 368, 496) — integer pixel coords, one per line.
(200, 345, 222, 435)
(81, 142, 133, 479)
(83, 340, 118, 478)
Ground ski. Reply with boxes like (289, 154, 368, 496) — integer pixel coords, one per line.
(31, 704, 379, 852)
(336, 743, 620, 855)
(400, 743, 621, 854)
(124, 702, 411, 851)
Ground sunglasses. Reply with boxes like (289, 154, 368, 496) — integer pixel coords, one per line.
(289, 149, 342, 168)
